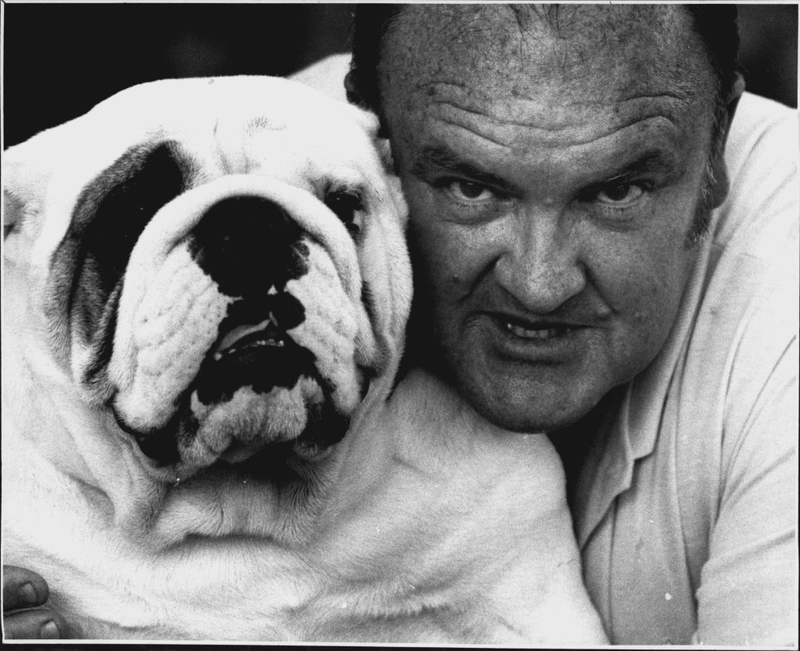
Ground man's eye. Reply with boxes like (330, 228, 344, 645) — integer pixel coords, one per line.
(445, 180, 495, 202)
(594, 183, 645, 206)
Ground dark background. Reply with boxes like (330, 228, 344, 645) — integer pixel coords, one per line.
(2, 3, 797, 148)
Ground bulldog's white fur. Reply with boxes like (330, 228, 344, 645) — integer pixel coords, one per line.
(2, 75, 606, 643)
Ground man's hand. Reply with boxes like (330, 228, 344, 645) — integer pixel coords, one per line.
(3, 565, 67, 639)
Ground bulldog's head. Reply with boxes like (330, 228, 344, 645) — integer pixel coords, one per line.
(3, 76, 411, 487)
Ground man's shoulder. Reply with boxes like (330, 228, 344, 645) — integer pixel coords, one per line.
(716, 92, 798, 266)
(690, 90, 797, 403)
(628, 91, 797, 470)
(729, 92, 797, 144)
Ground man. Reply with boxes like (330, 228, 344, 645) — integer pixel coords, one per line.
(343, 4, 797, 645)
(4, 4, 797, 644)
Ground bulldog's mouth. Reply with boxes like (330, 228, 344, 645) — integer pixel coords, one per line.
(212, 314, 286, 362)
(212, 312, 288, 362)
(193, 295, 318, 406)
(114, 289, 357, 475)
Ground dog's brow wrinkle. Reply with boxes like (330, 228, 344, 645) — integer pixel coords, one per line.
(71, 476, 115, 521)
(391, 452, 435, 480)
(247, 116, 281, 133)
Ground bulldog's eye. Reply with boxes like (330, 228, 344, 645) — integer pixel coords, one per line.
(324, 190, 363, 238)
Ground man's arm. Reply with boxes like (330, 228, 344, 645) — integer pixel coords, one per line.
(695, 338, 798, 645)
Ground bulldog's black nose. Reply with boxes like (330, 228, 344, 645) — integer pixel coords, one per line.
(189, 196, 310, 297)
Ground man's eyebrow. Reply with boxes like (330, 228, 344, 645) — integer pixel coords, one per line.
(595, 149, 684, 186)
(410, 145, 516, 192)
(410, 144, 685, 193)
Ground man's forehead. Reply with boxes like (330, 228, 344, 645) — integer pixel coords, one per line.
(380, 4, 713, 106)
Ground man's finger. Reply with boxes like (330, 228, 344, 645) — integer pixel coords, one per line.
(3, 608, 64, 640)
(2, 565, 49, 611)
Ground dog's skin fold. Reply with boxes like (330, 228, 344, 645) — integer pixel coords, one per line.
(2, 76, 606, 643)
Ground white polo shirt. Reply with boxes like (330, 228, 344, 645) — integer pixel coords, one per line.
(574, 92, 798, 645)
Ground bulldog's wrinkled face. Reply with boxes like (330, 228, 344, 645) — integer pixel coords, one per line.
(13, 77, 410, 481)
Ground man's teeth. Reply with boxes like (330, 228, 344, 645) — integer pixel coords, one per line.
(504, 322, 568, 339)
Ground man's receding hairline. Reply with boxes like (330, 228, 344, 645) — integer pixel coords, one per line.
(378, 4, 715, 115)
(380, 4, 713, 83)
(350, 3, 739, 121)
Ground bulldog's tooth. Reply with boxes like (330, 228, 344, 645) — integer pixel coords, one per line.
(214, 318, 272, 357)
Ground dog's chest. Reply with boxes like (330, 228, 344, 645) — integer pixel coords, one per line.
(39, 542, 317, 640)
(45, 543, 481, 642)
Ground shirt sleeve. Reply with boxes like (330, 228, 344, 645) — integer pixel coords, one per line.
(694, 319, 798, 645)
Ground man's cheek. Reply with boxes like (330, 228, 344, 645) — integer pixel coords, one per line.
(616, 267, 686, 359)
(409, 215, 469, 287)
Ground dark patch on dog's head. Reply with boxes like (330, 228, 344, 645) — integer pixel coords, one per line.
(49, 141, 193, 354)
(360, 279, 376, 337)
(189, 196, 309, 298)
(82, 279, 122, 391)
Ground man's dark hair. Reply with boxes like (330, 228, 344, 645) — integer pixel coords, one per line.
(347, 4, 740, 121)
(347, 4, 401, 116)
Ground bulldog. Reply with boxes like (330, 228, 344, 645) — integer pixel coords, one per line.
(2, 75, 607, 643)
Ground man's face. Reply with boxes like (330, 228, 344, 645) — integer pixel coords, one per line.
(380, 5, 729, 432)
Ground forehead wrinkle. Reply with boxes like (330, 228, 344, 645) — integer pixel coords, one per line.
(412, 119, 687, 188)
(418, 96, 688, 154)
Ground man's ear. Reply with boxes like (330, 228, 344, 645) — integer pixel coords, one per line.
(708, 71, 746, 209)
(344, 69, 361, 107)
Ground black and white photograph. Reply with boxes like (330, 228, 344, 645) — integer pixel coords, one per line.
(2, 2, 798, 646)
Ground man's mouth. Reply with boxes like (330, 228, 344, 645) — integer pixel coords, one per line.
(501, 317, 575, 340)
(504, 321, 573, 340)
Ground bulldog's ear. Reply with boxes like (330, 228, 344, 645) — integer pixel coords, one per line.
(3, 139, 54, 263)
(3, 181, 26, 240)
(345, 104, 397, 177)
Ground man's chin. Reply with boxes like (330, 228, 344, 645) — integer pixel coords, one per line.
(451, 368, 606, 434)
(472, 398, 587, 434)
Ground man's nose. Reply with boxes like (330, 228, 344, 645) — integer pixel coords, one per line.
(493, 209, 586, 314)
